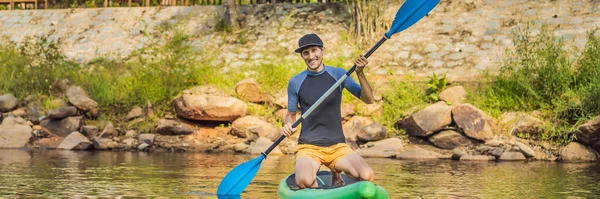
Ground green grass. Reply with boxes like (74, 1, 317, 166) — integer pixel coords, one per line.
(470, 26, 600, 144)
(2, 19, 599, 145)
(376, 80, 428, 137)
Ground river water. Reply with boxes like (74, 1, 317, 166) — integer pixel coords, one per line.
(0, 149, 599, 198)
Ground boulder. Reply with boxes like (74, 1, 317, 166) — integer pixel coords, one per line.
(343, 116, 374, 146)
(0, 116, 32, 148)
(452, 104, 495, 141)
(126, 106, 144, 121)
(575, 115, 600, 152)
(99, 122, 118, 138)
(460, 155, 495, 161)
(235, 78, 267, 103)
(499, 111, 544, 136)
(57, 132, 92, 150)
(439, 85, 466, 104)
(356, 138, 403, 158)
(428, 130, 473, 149)
(396, 147, 442, 160)
(357, 123, 386, 142)
(174, 92, 247, 122)
(139, 134, 155, 145)
(0, 94, 18, 112)
(231, 116, 280, 142)
(499, 152, 527, 161)
(48, 106, 78, 119)
(66, 86, 99, 117)
(39, 116, 84, 138)
(398, 101, 453, 137)
(26, 101, 45, 124)
(155, 119, 195, 135)
(560, 142, 598, 162)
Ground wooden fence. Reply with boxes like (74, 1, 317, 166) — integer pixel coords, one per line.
(0, 0, 348, 9)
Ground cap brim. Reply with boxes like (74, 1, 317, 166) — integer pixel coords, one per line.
(294, 43, 323, 53)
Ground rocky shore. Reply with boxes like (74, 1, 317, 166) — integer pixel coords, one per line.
(0, 78, 599, 163)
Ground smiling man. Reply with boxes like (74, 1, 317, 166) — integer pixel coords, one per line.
(281, 33, 375, 189)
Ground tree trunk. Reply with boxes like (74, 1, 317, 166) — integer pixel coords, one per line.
(223, 0, 239, 29)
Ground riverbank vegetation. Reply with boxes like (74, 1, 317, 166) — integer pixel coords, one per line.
(0, 25, 598, 145)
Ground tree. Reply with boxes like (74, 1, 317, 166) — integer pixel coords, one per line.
(223, 0, 238, 29)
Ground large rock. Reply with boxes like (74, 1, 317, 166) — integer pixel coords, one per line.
(575, 115, 600, 152)
(560, 142, 598, 163)
(139, 134, 155, 145)
(398, 101, 453, 137)
(48, 106, 78, 119)
(174, 91, 247, 122)
(396, 147, 442, 160)
(452, 104, 495, 141)
(439, 85, 466, 105)
(460, 155, 495, 161)
(356, 138, 403, 158)
(249, 137, 283, 155)
(39, 116, 84, 138)
(428, 130, 473, 149)
(499, 152, 526, 161)
(341, 104, 355, 120)
(126, 106, 144, 121)
(26, 101, 45, 124)
(66, 86, 99, 117)
(272, 91, 288, 109)
(499, 111, 544, 136)
(99, 121, 118, 138)
(231, 116, 280, 142)
(343, 116, 374, 146)
(235, 78, 267, 103)
(357, 123, 386, 142)
(57, 131, 92, 150)
(0, 116, 33, 148)
(155, 119, 195, 135)
(0, 94, 18, 112)
(93, 137, 118, 150)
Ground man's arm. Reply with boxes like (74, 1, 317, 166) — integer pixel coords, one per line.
(281, 112, 298, 137)
(355, 55, 375, 104)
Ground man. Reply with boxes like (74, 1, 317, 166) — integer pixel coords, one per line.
(281, 33, 375, 189)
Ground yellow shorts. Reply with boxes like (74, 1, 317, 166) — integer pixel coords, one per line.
(294, 143, 355, 172)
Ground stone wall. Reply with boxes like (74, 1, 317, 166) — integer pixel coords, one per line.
(0, 0, 599, 82)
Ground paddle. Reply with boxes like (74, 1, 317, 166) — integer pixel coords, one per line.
(217, 0, 440, 196)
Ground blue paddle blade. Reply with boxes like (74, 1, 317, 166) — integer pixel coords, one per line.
(386, 0, 440, 38)
(217, 154, 266, 196)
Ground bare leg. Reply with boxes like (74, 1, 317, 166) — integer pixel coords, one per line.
(334, 153, 374, 182)
(295, 157, 321, 189)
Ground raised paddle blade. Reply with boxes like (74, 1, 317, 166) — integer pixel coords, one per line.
(386, 0, 440, 38)
(217, 154, 266, 196)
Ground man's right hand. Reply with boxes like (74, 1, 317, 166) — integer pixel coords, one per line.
(281, 123, 298, 137)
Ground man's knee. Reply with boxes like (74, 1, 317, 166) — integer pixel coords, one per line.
(358, 167, 374, 182)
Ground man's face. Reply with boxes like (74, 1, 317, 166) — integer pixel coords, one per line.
(301, 46, 324, 71)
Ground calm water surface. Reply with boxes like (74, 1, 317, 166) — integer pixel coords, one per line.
(0, 149, 599, 198)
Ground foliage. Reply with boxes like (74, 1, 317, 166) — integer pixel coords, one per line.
(377, 80, 427, 137)
(471, 26, 600, 144)
(425, 72, 447, 102)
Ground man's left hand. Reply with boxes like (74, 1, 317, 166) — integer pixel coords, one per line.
(355, 55, 368, 73)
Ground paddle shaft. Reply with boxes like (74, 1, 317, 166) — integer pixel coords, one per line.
(263, 35, 389, 156)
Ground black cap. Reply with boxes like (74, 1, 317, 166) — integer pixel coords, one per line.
(294, 33, 323, 53)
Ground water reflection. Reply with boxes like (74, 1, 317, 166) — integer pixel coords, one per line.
(0, 149, 599, 198)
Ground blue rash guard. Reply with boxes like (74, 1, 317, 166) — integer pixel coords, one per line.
(287, 65, 362, 147)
